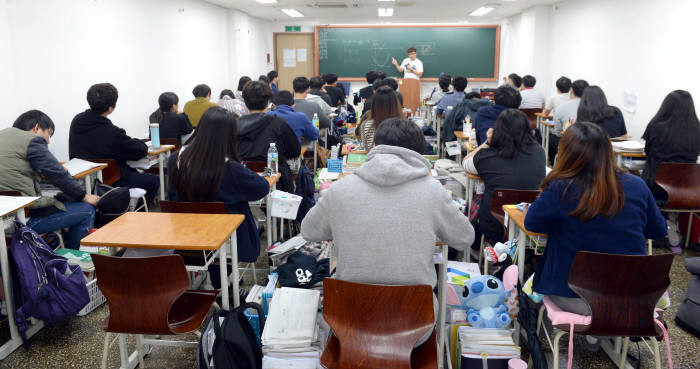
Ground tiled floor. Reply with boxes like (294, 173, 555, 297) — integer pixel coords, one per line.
(0, 243, 697, 368)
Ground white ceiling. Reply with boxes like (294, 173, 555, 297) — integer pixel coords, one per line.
(205, 0, 560, 23)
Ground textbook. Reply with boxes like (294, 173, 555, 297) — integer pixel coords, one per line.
(62, 158, 102, 177)
(55, 248, 94, 272)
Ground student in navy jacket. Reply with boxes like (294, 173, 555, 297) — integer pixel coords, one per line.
(268, 91, 319, 143)
(474, 86, 521, 145)
(167, 107, 269, 283)
(524, 122, 667, 316)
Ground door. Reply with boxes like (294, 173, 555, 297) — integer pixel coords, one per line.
(274, 33, 314, 92)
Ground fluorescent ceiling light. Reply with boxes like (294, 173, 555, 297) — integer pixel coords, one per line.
(281, 8, 304, 17)
(378, 7, 394, 17)
(255, 0, 278, 3)
(377, 0, 395, 2)
(470, 6, 495, 16)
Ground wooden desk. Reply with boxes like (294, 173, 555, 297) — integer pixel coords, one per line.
(0, 196, 43, 359)
(614, 151, 647, 168)
(453, 131, 475, 163)
(62, 161, 108, 194)
(147, 145, 175, 201)
(300, 146, 308, 157)
(502, 205, 547, 282)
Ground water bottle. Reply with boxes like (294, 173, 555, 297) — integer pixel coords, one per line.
(149, 123, 160, 149)
(267, 143, 278, 174)
(312, 113, 319, 129)
(463, 116, 471, 134)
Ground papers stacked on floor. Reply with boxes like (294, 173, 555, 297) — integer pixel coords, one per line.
(62, 158, 102, 176)
(262, 287, 320, 350)
(612, 140, 644, 153)
(458, 326, 520, 365)
(262, 351, 320, 369)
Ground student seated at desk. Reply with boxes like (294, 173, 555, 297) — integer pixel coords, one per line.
(218, 89, 249, 118)
(360, 86, 404, 150)
(463, 109, 545, 243)
(149, 92, 193, 143)
(183, 84, 219, 128)
(436, 75, 467, 116)
(426, 73, 451, 104)
(641, 90, 700, 254)
(550, 79, 589, 162)
(474, 86, 522, 145)
(292, 77, 331, 130)
(323, 73, 346, 108)
(238, 81, 301, 193)
(167, 107, 269, 285)
(576, 86, 627, 138)
(268, 70, 279, 94)
(1, 110, 99, 249)
(361, 78, 403, 116)
(269, 91, 318, 144)
(69, 83, 160, 205)
(518, 75, 545, 109)
(543, 76, 572, 116)
(503, 73, 522, 90)
(308, 76, 333, 110)
(354, 70, 378, 105)
(442, 92, 492, 142)
(525, 122, 667, 315)
(301, 118, 474, 344)
(235, 76, 252, 101)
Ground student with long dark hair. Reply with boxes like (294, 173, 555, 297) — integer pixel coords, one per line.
(463, 109, 546, 242)
(167, 107, 269, 268)
(150, 92, 193, 143)
(576, 86, 627, 138)
(360, 86, 404, 150)
(525, 122, 666, 315)
(642, 90, 700, 253)
(235, 76, 252, 100)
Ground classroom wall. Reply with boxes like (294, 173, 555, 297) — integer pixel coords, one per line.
(0, 0, 15, 127)
(548, 0, 700, 137)
(228, 9, 275, 85)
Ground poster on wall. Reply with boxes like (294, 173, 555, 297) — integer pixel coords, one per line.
(283, 49, 296, 67)
(297, 48, 307, 62)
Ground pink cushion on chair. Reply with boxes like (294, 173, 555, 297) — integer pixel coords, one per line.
(542, 296, 592, 326)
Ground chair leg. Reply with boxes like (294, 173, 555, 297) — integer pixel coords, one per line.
(142, 196, 149, 212)
(477, 234, 485, 269)
(135, 334, 146, 369)
(251, 262, 257, 285)
(685, 212, 693, 248)
(536, 305, 545, 336)
(102, 332, 112, 369)
(619, 337, 630, 369)
(552, 330, 567, 369)
(650, 336, 661, 369)
(648, 239, 653, 255)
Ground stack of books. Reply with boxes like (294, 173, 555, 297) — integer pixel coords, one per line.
(343, 153, 366, 173)
(457, 326, 520, 369)
(261, 287, 320, 351)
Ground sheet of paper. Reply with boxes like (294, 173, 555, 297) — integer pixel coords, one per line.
(623, 91, 637, 113)
(261, 287, 320, 348)
(0, 196, 38, 217)
(297, 48, 307, 62)
(283, 48, 296, 67)
(62, 158, 102, 176)
(445, 141, 461, 156)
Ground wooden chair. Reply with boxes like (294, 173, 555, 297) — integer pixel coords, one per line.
(144, 138, 179, 177)
(243, 161, 267, 173)
(519, 108, 543, 130)
(0, 190, 65, 249)
(160, 200, 257, 285)
(537, 251, 673, 369)
(321, 278, 438, 369)
(478, 189, 541, 271)
(93, 254, 217, 369)
(655, 162, 700, 247)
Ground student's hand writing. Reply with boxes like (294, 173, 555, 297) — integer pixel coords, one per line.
(82, 194, 100, 207)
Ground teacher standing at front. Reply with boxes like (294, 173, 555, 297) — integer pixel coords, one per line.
(392, 47, 423, 112)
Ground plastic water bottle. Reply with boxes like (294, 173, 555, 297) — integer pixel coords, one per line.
(267, 143, 278, 174)
(149, 123, 160, 149)
(312, 113, 319, 129)
(463, 116, 471, 134)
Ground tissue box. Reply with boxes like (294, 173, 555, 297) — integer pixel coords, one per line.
(269, 190, 302, 220)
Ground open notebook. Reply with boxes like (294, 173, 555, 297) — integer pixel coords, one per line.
(62, 158, 103, 177)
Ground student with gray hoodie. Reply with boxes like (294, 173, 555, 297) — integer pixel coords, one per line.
(301, 118, 475, 344)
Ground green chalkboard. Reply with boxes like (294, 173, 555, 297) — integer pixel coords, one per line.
(315, 25, 499, 81)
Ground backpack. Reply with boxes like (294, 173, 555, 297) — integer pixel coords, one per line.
(9, 220, 90, 348)
(197, 302, 266, 369)
(295, 162, 316, 223)
(93, 179, 131, 227)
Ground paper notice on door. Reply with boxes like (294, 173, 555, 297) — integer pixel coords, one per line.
(283, 48, 296, 67)
(297, 48, 307, 62)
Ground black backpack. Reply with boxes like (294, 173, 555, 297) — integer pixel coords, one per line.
(93, 179, 130, 227)
(197, 302, 266, 369)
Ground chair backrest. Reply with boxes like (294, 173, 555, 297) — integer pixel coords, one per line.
(243, 161, 267, 173)
(161, 138, 181, 151)
(568, 251, 673, 336)
(654, 163, 700, 209)
(322, 278, 434, 369)
(489, 189, 541, 241)
(0, 190, 22, 196)
(87, 158, 120, 186)
(160, 200, 227, 214)
(519, 108, 543, 130)
(93, 254, 190, 335)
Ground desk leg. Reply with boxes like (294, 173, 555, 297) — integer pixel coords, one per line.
(266, 190, 272, 249)
(437, 118, 442, 158)
(517, 225, 526, 283)
(230, 232, 240, 308)
(158, 153, 165, 201)
(437, 245, 447, 369)
(616, 153, 622, 167)
(219, 237, 229, 310)
(85, 175, 92, 195)
(456, 138, 462, 164)
(313, 142, 317, 173)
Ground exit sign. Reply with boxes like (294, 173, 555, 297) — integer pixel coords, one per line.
(285, 25, 301, 32)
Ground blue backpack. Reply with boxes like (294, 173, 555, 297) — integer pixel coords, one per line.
(9, 220, 90, 348)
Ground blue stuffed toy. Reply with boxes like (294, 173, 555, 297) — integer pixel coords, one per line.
(460, 275, 512, 328)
